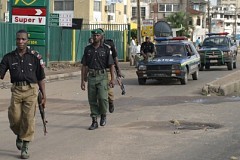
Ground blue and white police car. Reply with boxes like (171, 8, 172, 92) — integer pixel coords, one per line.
(136, 37, 200, 85)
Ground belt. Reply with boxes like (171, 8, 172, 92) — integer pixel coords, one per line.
(88, 69, 106, 76)
(13, 81, 30, 86)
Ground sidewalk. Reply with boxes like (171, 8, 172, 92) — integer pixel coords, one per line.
(1, 62, 135, 84)
(45, 62, 135, 80)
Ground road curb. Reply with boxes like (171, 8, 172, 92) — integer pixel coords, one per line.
(45, 71, 80, 80)
(202, 70, 240, 96)
(0, 71, 81, 89)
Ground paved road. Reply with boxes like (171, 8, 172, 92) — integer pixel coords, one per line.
(1, 65, 240, 160)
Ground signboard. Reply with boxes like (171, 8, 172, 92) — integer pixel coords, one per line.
(63, 18, 83, 30)
(28, 39, 45, 46)
(12, 15, 46, 25)
(142, 19, 154, 37)
(12, 8, 46, 16)
(27, 25, 45, 32)
(12, 0, 46, 7)
(4, 12, 9, 22)
(59, 13, 73, 27)
(28, 32, 45, 39)
(211, 19, 224, 33)
(27, 25, 46, 46)
(49, 13, 59, 26)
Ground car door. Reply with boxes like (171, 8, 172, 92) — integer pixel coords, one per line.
(186, 43, 199, 74)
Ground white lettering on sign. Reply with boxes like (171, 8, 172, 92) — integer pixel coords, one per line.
(12, 15, 46, 25)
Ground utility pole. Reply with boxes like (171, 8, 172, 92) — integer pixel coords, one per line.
(234, 7, 237, 38)
(137, 0, 141, 44)
(207, 0, 211, 33)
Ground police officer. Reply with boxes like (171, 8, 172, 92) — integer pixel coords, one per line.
(81, 29, 115, 130)
(140, 36, 155, 60)
(0, 29, 46, 159)
(99, 29, 122, 113)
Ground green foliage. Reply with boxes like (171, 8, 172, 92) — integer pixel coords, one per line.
(166, 12, 192, 37)
(131, 29, 137, 39)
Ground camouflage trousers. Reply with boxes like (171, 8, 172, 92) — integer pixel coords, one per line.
(88, 70, 109, 117)
(8, 83, 38, 141)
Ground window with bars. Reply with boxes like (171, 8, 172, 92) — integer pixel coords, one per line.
(54, 0, 74, 11)
(131, 7, 146, 19)
(94, 1, 101, 12)
(109, 4, 115, 13)
(141, 7, 146, 18)
(158, 4, 180, 12)
(124, 5, 127, 14)
(132, 7, 137, 17)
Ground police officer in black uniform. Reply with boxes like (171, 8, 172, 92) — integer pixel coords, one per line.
(140, 36, 155, 60)
(81, 29, 115, 130)
(0, 29, 46, 159)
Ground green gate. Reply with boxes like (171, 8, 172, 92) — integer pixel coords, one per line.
(0, 22, 130, 63)
(75, 29, 125, 62)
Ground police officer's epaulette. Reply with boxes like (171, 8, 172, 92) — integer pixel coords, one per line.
(31, 50, 42, 60)
(103, 43, 111, 49)
(31, 50, 45, 68)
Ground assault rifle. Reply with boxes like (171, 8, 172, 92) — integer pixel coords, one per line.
(38, 91, 48, 135)
(115, 66, 126, 95)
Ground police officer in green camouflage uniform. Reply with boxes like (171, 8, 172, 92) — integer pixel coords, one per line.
(81, 29, 115, 130)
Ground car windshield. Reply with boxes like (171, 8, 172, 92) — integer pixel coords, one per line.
(155, 44, 187, 57)
(202, 37, 228, 47)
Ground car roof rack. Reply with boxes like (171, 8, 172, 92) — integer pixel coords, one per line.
(206, 32, 229, 36)
(155, 36, 188, 42)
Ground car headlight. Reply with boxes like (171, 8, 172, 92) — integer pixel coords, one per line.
(223, 51, 231, 56)
(138, 65, 146, 70)
(172, 64, 180, 70)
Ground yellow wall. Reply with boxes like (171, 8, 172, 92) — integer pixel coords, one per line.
(0, 0, 131, 24)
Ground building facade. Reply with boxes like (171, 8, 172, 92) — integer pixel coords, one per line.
(217, 0, 240, 8)
(211, 4, 240, 35)
(0, 0, 132, 24)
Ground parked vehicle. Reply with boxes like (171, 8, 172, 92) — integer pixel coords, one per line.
(198, 32, 238, 70)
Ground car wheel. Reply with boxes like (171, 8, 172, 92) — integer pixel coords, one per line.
(180, 67, 188, 85)
(233, 61, 237, 69)
(192, 70, 199, 80)
(199, 64, 204, 71)
(138, 78, 146, 85)
(205, 63, 210, 69)
(227, 61, 233, 70)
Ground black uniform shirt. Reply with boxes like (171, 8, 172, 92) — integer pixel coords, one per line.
(81, 44, 114, 70)
(0, 48, 45, 83)
(141, 42, 155, 54)
(104, 39, 117, 59)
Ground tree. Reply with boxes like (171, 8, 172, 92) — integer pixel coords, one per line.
(166, 12, 192, 37)
(131, 29, 137, 39)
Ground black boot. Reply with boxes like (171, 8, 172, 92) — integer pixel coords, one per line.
(21, 141, 30, 159)
(89, 117, 98, 130)
(16, 135, 23, 150)
(109, 100, 114, 113)
(100, 114, 106, 126)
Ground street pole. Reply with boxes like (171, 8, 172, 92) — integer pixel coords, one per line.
(137, 0, 141, 44)
(207, 0, 211, 33)
(234, 7, 237, 38)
